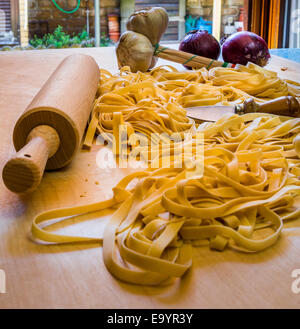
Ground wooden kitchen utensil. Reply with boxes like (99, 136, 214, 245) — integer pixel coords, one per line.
(186, 96, 300, 122)
(2, 54, 100, 194)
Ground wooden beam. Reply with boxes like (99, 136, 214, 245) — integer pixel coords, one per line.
(268, 0, 282, 48)
(19, 0, 29, 46)
(120, 0, 135, 34)
(94, 0, 100, 47)
(260, 0, 270, 40)
(250, 0, 262, 35)
(212, 0, 222, 41)
(10, 0, 19, 39)
(243, 0, 251, 31)
(178, 0, 186, 41)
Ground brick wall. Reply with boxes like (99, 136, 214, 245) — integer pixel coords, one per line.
(28, 0, 120, 39)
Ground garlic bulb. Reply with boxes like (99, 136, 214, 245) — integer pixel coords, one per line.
(126, 7, 169, 46)
(150, 56, 158, 69)
(116, 31, 154, 73)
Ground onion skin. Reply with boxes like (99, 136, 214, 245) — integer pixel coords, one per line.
(222, 31, 270, 67)
(179, 30, 221, 69)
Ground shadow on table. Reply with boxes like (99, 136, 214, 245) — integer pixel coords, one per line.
(110, 228, 298, 305)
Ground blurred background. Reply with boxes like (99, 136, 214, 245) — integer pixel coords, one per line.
(0, 0, 299, 51)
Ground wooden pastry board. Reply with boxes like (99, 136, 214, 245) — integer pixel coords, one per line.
(0, 47, 300, 308)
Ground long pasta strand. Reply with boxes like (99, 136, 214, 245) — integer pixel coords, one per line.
(83, 64, 300, 148)
(31, 112, 300, 286)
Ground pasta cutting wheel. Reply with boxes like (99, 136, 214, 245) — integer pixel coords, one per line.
(186, 96, 300, 122)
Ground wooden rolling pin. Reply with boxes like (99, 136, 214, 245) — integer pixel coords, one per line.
(2, 54, 99, 194)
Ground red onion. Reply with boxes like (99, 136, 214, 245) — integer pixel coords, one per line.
(222, 31, 270, 67)
(179, 30, 221, 69)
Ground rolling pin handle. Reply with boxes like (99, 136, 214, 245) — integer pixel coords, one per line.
(243, 96, 300, 117)
(2, 125, 60, 194)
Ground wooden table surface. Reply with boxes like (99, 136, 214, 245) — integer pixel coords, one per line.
(0, 47, 300, 309)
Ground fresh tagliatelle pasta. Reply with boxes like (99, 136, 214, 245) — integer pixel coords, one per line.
(31, 112, 300, 286)
(83, 63, 300, 148)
